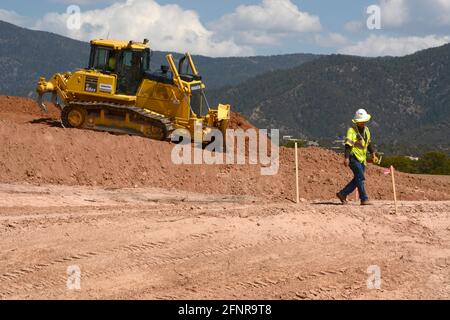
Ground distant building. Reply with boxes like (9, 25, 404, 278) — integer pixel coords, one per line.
(307, 141, 319, 147)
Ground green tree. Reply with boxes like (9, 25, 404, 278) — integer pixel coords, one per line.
(283, 140, 308, 148)
(380, 151, 450, 175)
(380, 156, 418, 174)
(417, 151, 450, 175)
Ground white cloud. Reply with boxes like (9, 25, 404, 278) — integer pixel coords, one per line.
(3, 0, 450, 58)
(380, 0, 409, 27)
(339, 34, 450, 57)
(315, 33, 349, 48)
(344, 20, 364, 33)
(378, 0, 450, 27)
(434, 0, 450, 9)
(6, 0, 253, 57)
(429, 0, 450, 24)
(0, 9, 34, 27)
(2, 0, 322, 56)
(210, 0, 321, 46)
(344, 0, 449, 33)
(47, 0, 118, 4)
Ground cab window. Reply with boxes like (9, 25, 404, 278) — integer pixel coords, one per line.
(143, 49, 150, 72)
(89, 46, 117, 72)
(121, 51, 133, 67)
(91, 48, 109, 69)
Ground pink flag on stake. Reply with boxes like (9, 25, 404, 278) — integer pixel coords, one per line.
(383, 168, 391, 175)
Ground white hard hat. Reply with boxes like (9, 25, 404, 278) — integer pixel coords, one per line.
(352, 109, 371, 123)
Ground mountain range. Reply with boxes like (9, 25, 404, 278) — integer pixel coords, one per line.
(208, 43, 450, 155)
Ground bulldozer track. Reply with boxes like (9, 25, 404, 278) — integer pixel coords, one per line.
(0, 227, 228, 292)
(63, 101, 175, 141)
(2, 216, 376, 298)
(0, 231, 303, 297)
(221, 260, 355, 297)
(0, 205, 182, 231)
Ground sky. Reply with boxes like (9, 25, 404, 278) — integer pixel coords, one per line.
(0, 0, 449, 57)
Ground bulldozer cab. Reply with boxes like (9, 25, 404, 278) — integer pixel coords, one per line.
(88, 40, 151, 95)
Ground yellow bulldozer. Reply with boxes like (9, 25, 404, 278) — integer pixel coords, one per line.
(36, 39, 230, 141)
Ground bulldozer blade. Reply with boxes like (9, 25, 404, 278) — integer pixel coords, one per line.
(36, 93, 48, 113)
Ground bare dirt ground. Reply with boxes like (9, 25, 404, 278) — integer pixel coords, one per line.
(0, 183, 449, 299)
(0, 96, 449, 299)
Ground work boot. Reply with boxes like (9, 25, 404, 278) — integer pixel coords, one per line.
(360, 200, 373, 206)
(336, 192, 348, 204)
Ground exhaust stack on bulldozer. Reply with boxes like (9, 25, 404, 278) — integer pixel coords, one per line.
(36, 39, 230, 141)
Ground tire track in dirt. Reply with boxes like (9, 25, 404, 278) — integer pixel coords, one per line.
(0, 229, 224, 295)
(224, 262, 388, 300)
(0, 201, 266, 232)
(77, 234, 301, 282)
(0, 232, 304, 298)
(220, 261, 356, 298)
(78, 234, 307, 299)
(0, 205, 178, 230)
(292, 267, 367, 299)
(217, 243, 418, 300)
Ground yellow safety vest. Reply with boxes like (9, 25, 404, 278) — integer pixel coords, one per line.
(345, 126, 371, 164)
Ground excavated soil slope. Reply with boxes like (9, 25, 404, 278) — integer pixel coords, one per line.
(0, 96, 449, 201)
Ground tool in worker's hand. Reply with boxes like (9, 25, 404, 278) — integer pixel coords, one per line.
(373, 153, 382, 165)
(368, 152, 382, 165)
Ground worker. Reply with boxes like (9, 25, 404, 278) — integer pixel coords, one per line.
(336, 109, 379, 206)
(107, 56, 116, 72)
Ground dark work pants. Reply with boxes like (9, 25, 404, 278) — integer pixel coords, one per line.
(339, 156, 369, 201)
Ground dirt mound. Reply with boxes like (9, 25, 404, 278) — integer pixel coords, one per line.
(1, 95, 449, 201)
(0, 95, 60, 120)
(229, 112, 256, 130)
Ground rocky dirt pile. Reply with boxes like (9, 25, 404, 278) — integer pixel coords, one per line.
(0, 96, 449, 201)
